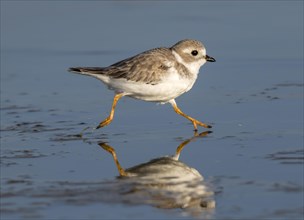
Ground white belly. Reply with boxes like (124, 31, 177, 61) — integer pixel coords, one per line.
(96, 73, 197, 103)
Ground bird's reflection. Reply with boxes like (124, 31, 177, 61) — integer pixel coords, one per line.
(98, 131, 215, 216)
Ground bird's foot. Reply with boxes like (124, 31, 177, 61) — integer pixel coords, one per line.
(96, 117, 112, 129)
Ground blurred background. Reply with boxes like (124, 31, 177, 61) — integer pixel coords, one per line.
(1, 1, 303, 219)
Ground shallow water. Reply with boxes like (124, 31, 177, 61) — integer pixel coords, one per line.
(1, 1, 303, 219)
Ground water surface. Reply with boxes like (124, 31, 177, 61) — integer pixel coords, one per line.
(1, 1, 303, 219)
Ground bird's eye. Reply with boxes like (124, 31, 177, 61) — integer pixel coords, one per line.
(191, 50, 198, 56)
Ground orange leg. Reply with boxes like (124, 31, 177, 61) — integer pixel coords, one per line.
(96, 93, 124, 129)
(169, 99, 212, 131)
(98, 142, 127, 176)
(175, 131, 212, 159)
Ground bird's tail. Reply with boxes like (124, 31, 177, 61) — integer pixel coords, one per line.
(68, 67, 105, 75)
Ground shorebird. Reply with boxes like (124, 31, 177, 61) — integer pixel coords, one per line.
(69, 39, 215, 131)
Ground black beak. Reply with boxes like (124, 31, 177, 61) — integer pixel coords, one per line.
(205, 55, 216, 62)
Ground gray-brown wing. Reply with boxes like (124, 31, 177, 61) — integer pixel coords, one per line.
(100, 47, 175, 85)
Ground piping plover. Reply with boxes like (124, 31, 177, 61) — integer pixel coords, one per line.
(69, 39, 215, 131)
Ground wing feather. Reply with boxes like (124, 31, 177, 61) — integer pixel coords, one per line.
(107, 48, 175, 85)
(69, 47, 176, 85)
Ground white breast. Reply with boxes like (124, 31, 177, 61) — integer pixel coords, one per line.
(95, 69, 197, 103)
